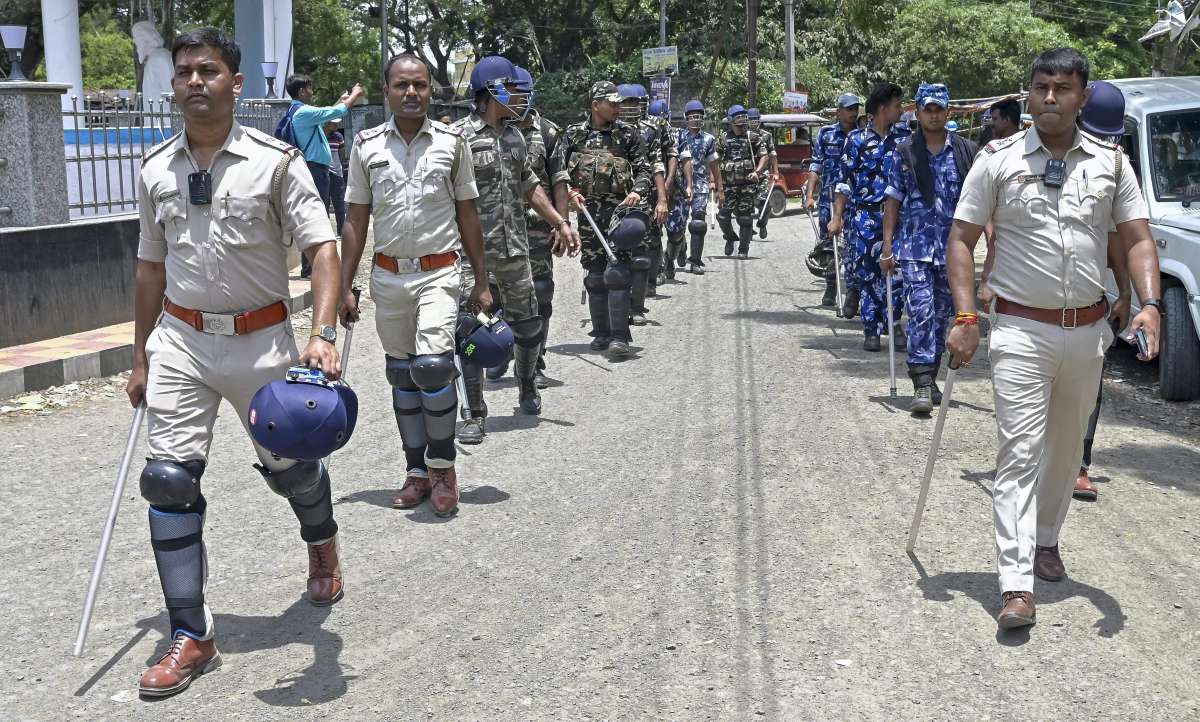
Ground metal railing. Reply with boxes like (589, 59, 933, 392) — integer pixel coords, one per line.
(63, 94, 274, 219)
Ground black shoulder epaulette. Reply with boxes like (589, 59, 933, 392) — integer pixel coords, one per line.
(356, 123, 388, 143)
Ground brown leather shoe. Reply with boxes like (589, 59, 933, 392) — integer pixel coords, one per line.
(1034, 544, 1066, 582)
(138, 631, 221, 698)
(307, 536, 344, 606)
(429, 466, 459, 517)
(997, 591, 1036, 629)
(1073, 467, 1098, 501)
(392, 472, 431, 509)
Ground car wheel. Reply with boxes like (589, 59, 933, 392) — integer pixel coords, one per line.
(768, 187, 787, 217)
(1160, 284, 1200, 401)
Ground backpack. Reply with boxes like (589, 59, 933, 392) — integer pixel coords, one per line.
(274, 101, 320, 153)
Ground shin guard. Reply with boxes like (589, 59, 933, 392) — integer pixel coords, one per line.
(149, 499, 211, 639)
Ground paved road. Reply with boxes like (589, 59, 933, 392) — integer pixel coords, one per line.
(1, 207, 1197, 719)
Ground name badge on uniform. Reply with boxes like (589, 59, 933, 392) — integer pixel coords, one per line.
(368, 160, 389, 170)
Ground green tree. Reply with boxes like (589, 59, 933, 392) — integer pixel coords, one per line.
(80, 3, 135, 89)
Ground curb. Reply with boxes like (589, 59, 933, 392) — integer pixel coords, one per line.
(0, 288, 313, 400)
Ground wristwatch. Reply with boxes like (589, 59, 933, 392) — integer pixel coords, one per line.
(1140, 298, 1164, 314)
(312, 325, 337, 344)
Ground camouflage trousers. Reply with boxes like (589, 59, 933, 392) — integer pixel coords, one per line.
(528, 227, 556, 369)
(900, 260, 952, 369)
(462, 254, 542, 380)
(849, 208, 904, 338)
(753, 175, 773, 230)
(718, 182, 757, 223)
(578, 200, 633, 270)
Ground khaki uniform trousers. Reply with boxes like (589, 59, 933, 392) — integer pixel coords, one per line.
(370, 262, 462, 358)
(988, 311, 1114, 593)
(145, 313, 298, 472)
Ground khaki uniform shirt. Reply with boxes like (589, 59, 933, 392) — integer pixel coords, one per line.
(346, 117, 478, 258)
(954, 127, 1148, 309)
(451, 113, 540, 260)
(137, 122, 332, 314)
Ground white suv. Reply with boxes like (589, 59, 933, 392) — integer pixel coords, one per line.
(1109, 77, 1200, 401)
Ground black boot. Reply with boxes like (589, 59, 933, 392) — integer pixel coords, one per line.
(841, 288, 860, 319)
(518, 376, 542, 415)
(821, 277, 837, 307)
(737, 220, 753, 259)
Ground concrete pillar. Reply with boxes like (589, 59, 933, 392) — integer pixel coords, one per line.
(0, 83, 71, 228)
(39, 0, 83, 120)
(235, 0, 266, 98)
(269, 0, 295, 86)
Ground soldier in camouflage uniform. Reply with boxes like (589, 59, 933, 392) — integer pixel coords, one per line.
(511, 66, 563, 387)
(552, 80, 653, 358)
(617, 83, 670, 325)
(453, 57, 579, 444)
(716, 104, 768, 259)
(747, 108, 778, 239)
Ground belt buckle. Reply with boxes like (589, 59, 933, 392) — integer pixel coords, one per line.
(393, 257, 420, 273)
(1061, 307, 1077, 329)
(200, 312, 238, 335)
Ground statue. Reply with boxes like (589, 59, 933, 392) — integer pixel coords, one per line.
(132, 21, 173, 112)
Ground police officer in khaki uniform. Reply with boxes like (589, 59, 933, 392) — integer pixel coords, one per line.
(451, 57, 579, 443)
(946, 48, 1162, 631)
(126, 28, 344, 698)
(340, 54, 491, 519)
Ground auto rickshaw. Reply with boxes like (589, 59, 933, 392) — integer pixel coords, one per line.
(755, 113, 830, 216)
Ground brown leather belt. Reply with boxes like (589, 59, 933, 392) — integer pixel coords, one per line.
(164, 298, 288, 336)
(995, 297, 1108, 329)
(373, 251, 458, 274)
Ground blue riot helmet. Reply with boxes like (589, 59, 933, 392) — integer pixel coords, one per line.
(632, 84, 650, 116)
(684, 99, 705, 130)
(469, 55, 525, 121)
(512, 65, 535, 115)
(648, 99, 668, 119)
(946, 120, 959, 133)
(606, 206, 651, 250)
(747, 107, 762, 131)
(728, 104, 748, 130)
(249, 368, 358, 461)
(458, 312, 515, 368)
(616, 83, 643, 122)
(1080, 80, 1125, 142)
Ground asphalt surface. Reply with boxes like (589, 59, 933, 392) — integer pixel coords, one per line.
(2, 206, 1198, 719)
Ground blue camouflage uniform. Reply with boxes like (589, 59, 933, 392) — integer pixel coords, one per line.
(837, 126, 906, 336)
(810, 122, 853, 243)
(673, 126, 719, 264)
(885, 138, 961, 369)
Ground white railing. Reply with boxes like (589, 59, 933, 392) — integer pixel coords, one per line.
(62, 94, 274, 219)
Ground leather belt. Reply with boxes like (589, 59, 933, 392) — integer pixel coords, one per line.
(995, 297, 1108, 329)
(373, 251, 458, 274)
(857, 201, 883, 212)
(164, 298, 288, 336)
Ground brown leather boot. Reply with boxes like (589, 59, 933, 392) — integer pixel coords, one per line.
(1034, 544, 1066, 582)
(138, 631, 221, 698)
(392, 472, 431, 509)
(429, 466, 459, 517)
(307, 536, 344, 606)
(1073, 467, 1098, 501)
(997, 591, 1036, 630)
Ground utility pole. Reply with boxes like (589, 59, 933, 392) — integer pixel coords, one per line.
(746, 0, 759, 106)
(660, 0, 667, 45)
(784, 0, 795, 91)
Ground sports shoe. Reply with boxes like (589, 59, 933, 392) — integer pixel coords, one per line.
(910, 385, 934, 415)
(608, 339, 631, 358)
(931, 381, 942, 406)
(589, 337, 611, 351)
(456, 417, 485, 445)
(690, 263, 705, 275)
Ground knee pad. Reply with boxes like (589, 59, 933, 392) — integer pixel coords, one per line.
(604, 264, 632, 289)
(691, 208, 706, 221)
(256, 458, 323, 500)
(738, 216, 753, 229)
(584, 271, 607, 294)
(140, 459, 205, 510)
(409, 352, 457, 390)
(631, 255, 652, 272)
(384, 355, 419, 390)
(688, 219, 707, 236)
(533, 277, 555, 305)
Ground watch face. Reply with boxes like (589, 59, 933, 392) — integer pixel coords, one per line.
(321, 325, 337, 342)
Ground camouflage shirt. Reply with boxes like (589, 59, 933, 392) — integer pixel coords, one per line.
(451, 112, 540, 259)
(520, 110, 561, 245)
(551, 117, 653, 204)
(751, 128, 777, 158)
(716, 128, 767, 187)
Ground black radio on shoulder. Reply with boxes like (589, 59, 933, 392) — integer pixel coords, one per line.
(1043, 159, 1066, 189)
(188, 170, 213, 205)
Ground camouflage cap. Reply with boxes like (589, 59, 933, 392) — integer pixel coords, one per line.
(591, 81, 623, 102)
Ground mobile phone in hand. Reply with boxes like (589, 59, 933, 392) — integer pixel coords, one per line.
(1133, 328, 1150, 359)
